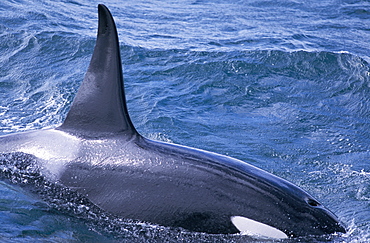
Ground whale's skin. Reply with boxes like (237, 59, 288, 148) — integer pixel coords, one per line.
(0, 4, 346, 238)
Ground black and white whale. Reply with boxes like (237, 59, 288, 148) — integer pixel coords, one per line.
(0, 4, 346, 239)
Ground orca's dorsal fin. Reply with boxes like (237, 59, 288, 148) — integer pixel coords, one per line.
(59, 4, 137, 137)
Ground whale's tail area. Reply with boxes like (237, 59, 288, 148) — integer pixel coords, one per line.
(59, 4, 137, 137)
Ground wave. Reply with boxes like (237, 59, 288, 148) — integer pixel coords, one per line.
(121, 48, 370, 142)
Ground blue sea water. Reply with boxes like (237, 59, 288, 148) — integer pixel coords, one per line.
(0, 0, 370, 242)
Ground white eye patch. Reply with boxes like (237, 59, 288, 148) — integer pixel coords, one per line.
(231, 216, 288, 239)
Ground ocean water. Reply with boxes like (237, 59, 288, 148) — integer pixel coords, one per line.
(0, 0, 369, 242)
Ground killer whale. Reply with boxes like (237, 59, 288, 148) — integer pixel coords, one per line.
(0, 4, 346, 239)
